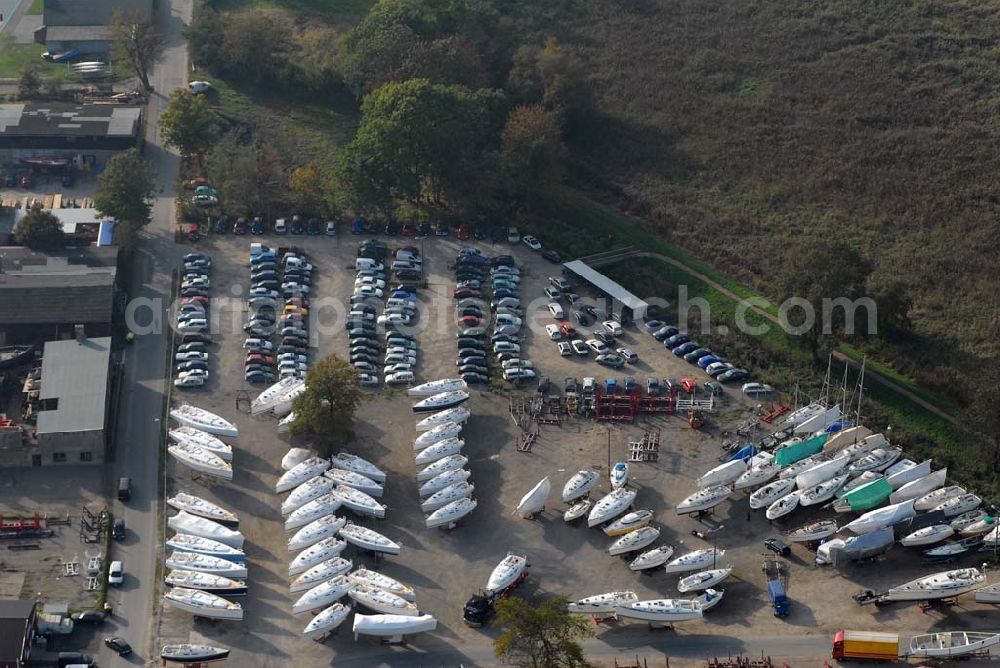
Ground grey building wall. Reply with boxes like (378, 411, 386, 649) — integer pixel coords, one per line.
(43, 0, 152, 26)
(37, 429, 104, 465)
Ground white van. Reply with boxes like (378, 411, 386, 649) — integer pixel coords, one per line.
(355, 258, 383, 272)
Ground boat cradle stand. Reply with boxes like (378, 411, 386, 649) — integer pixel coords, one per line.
(918, 597, 958, 613)
(590, 613, 619, 625)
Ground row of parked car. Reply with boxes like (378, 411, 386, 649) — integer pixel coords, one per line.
(174, 253, 214, 388)
(241, 245, 314, 384)
(643, 320, 750, 383)
(347, 241, 422, 385)
(207, 212, 338, 236)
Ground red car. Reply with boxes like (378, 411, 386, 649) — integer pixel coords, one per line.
(679, 377, 698, 394)
(233, 217, 249, 234)
(559, 321, 577, 337)
(457, 223, 472, 240)
(458, 315, 485, 328)
(181, 296, 209, 306)
(401, 224, 417, 237)
(245, 353, 275, 365)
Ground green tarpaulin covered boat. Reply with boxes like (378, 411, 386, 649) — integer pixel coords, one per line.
(836, 477, 892, 512)
(775, 433, 829, 468)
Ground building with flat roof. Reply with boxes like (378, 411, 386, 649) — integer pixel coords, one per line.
(34, 336, 112, 465)
(11, 208, 116, 246)
(0, 246, 118, 344)
(35, 0, 153, 55)
(0, 599, 36, 667)
(0, 103, 142, 163)
(562, 259, 649, 324)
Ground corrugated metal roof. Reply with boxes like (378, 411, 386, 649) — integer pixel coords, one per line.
(561, 260, 648, 311)
(37, 337, 111, 434)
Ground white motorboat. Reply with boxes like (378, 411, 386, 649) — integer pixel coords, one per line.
(284, 493, 343, 531)
(765, 490, 802, 520)
(419, 468, 471, 496)
(290, 557, 353, 593)
(696, 588, 725, 612)
(276, 457, 331, 494)
(164, 587, 243, 620)
(487, 554, 529, 593)
(629, 545, 675, 571)
(416, 455, 468, 482)
(604, 509, 653, 536)
(303, 603, 351, 639)
(676, 486, 731, 515)
(785, 520, 839, 542)
(515, 477, 551, 517)
(282, 447, 312, 471)
(561, 470, 600, 502)
(794, 454, 848, 490)
(846, 447, 901, 474)
(168, 443, 233, 480)
(677, 567, 732, 593)
(960, 516, 996, 536)
(420, 482, 474, 512)
(407, 378, 468, 396)
(160, 645, 230, 664)
(840, 433, 888, 462)
(413, 422, 463, 450)
(333, 485, 387, 519)
(917, 487, 967, 513)
(412, 390, 470, 413)
(170, 405, 238, 437)
(567, 591, 638, 615)
(169, 427, 233, 461)
(166, 534, 245, 562)
(282, 476, 336, 517)
(610, 462, 629, 489)
(889, 468, 947, 504)
(843, 500, 916, 535)
(426, 497, 477, 527)
(564, 499, 591, 522)
(780, 401, 826, 428)
(749, 478, 795, 510)
(609, 526, 660, 556)
(908, 631, 1000, 658)
(271, 383, 306, 417)
(884, 568, 984, 601)
(778, 454, 823, 481)
(414, 437, 465, 466)
(324, 468, 384, 498)
(352, 613, 437, 637)
(167, 492, 238, 526)
(822, 425, 872, 454)
(933, 493, 981, 517)
(664, 548, 726, 574)
(277, 410, 296, 433)
(165, 552, 246, 578)
(587, 488, 637, 527)
(347, 569, 416, 601)
(615, 598, 702, 622)
(952, 509, 990, 533)
(289, 537, 347, 576)
(415, 406, 471, 431)
(292, 576, 355, 614)
(734, 461, 779, 490)
(798, 474, 849, 506)
(331, 451, 386, 483)
(251, 377, 304, 415)
(288, 515, 348, 552)
(886, 458, 931, 489)
(900, 524, 955, 547)
(975, 584, 1000, 604)
(924, 538, 983, 560)
(338, 523, 401, 555)
(164, 570, 247, 597)
(697, 459, 747, 488)
(349, 584, 420, 616)
(168, 512, 244, 548)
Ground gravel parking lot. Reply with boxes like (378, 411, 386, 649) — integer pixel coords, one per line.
(156, 230, 1000, 667)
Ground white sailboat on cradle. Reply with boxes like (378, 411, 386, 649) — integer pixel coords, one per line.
(168, 443, 233, 480)
(515, 477, 550, 517)
(288, 515, 348, 552)
(338, 523, 401, 555)
(324, 468, 384, 498)
(412, 390, 469, 413)
(487, 553, 528, 593)
(282, 476, 335, 517)
(349, 584, 420, 616)
(407, 378, 467, 396)
(608, 526, 660, 556)
(347, 569, 416, 601)
(567, 591, 637, 615)
(331, 451, 386, 483)
(170, 405, 238, 437)
(302, 603, 351, 640)
(275, 457, 330, 494)
(416, 454, 467, 482)
(629, 545, 675, 571)
(615, 599, 702, 622)
(415, 406, 470, 431)
(169, 427, 233, 461)
(884, 568, 984, 601)
(168, 511, 244, 548)
(165, 552, 246, 578)
(562, 470, 600, 502)
(167, 492, 238, 526)
(292, 577, 355, 614)
(251, 377, 304, 415)
(587, 488, 637, 527)
(907, 631, 1000, 658)
(413, 422, 463, 450)
(676, 486, 731, 515)
(164, 587, 243, 620)
(419, 468, 471, 496)
(289, 537, 347, 576)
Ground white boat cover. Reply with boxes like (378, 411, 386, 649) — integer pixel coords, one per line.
(843, 499, 916, 535)
(515, 477, 550, 516)
(352, 613, 437, 637)
(889, 468, 947, 504)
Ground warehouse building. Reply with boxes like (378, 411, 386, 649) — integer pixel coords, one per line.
(0, 103, 142, 165)
(34, 0, 152, 55)
(0, 599, 36, 667)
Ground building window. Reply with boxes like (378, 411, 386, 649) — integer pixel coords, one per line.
(79, 451, 92, 462)
(52, 452, 66, 463)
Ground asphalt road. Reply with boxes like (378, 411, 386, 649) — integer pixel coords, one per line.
(103, 0, 191, 664)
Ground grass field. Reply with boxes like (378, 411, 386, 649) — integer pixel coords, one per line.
(0, 39, 65, 79)
(27, 0, 43, 14)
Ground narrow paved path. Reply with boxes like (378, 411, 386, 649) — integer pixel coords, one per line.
(633, 251, 959, 427)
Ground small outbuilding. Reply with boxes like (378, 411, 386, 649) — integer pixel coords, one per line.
(562, 259, 649, 324)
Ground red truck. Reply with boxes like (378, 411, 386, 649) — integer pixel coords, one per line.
(832, 630, 900, 661)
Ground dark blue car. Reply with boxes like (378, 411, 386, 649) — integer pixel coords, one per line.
(352, 217, 365, 234)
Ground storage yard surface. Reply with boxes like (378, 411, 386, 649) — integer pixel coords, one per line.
(157, 233, 1000, 666)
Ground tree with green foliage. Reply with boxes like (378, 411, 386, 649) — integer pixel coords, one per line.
(160, 90, 217, 157)
(535, 37, 594, 133)
(870, 278, 913, 340)
(204, 135, 280, 217)
(336, 79, 507, 212)
(111, 9, 164, 91)
(291, 355, 363, 453)
(17, 64, 41, 99)
(501, 104, 565, 196)
(777, 241, 873, 362)
(217, 8, 293, 86)
(493, 596, 593, 668)
(94, 148, 155, 250)
(14, 205, 64, 250)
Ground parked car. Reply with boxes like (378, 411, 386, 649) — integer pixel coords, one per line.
(541, 249, 562, 263)
(522, 235, 542, 251)
(719, 368, 749, 383)
(742, 382, 774, 396)
(616, 347, 639, 363)
(585, 339, 609, 355)
(543, 287, 561, 300)
(596, 354, 625, 369)
(544, 324, 562, 340)
(107, 561, 124, 586)
(602, 320, 623, 337)
(654, 326, 679, 342)
(571, 339, 589, 355)
(557, 341, 573, 356)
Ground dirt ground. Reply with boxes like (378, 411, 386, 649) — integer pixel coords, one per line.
(155, 230, 1000, 667)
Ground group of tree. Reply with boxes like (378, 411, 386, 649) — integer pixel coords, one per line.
(493, 596, 593, 667)
(94, 148, 155, 250)
(290, 355, 363, 454)
(15, 205, 65, 250)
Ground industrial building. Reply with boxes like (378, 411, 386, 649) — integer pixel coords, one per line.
(34, 0, 152, 55)
(562, 259, 649, 324)
(0, 599, 36, 667)
(0, 103, 142, 165)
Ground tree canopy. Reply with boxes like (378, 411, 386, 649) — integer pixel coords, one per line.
(493, 596, 593, 668)
(111, 9, 164, 91)
(94, 148, 155, 249)
(290, 355, 363, 453)
(17, 64, 41, 99)
(160, 90, 217, 157)
(501, 104, 565, 196)
(14, 205, 64, 251)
